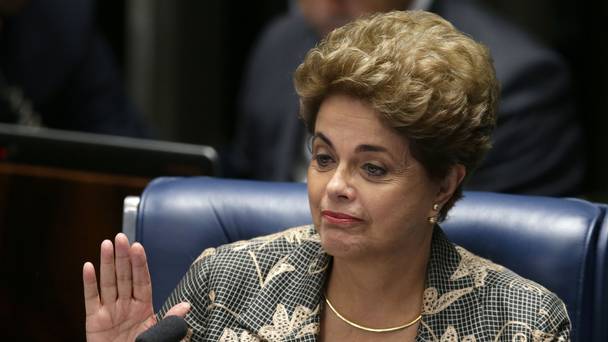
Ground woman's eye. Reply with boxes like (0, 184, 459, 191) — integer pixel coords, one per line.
(362, 163, 387, 177)
(314, 154, 334, 168)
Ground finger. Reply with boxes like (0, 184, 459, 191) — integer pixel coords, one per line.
(83, 262, 101, 316)
(115, 233, 133, 299)
(99, 239, 117, 305)
(163, 302, 191, 318)
(130, 242, 152, 302)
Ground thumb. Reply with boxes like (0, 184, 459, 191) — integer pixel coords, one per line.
(163, 302, 191, 318)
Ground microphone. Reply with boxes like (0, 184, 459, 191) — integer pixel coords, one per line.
(135, 315, 188, 342)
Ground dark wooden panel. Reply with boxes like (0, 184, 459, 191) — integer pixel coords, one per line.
(0, 163, 148, 341)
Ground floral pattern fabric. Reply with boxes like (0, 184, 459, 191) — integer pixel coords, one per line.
(157, 225, 570, 341)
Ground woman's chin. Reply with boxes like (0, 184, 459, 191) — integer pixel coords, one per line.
(319, 229, 366, 258)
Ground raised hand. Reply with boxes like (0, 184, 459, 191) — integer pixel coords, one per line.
(83, 233, 190, 342)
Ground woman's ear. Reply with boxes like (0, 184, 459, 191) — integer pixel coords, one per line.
(435, 164, 466, 205)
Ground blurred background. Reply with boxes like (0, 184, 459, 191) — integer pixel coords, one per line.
(1, 0, 607, 340)
(112, 0, 608, 198)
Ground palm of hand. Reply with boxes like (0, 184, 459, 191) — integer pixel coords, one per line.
(86, 298, 156, 342)
(83, 233, 190, 342)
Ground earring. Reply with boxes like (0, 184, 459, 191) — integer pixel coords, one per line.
(428, 203, 440, 224)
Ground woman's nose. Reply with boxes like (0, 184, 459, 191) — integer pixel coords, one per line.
(326, 165, 355, 202)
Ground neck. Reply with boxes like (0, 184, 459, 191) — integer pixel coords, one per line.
(325, 228, 433, 327)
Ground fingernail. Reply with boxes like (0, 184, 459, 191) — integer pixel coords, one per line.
(181, 302, 191, 310)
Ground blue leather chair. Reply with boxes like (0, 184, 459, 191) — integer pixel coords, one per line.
(595, 212, 608, 342)
(123, 177, 607, 341)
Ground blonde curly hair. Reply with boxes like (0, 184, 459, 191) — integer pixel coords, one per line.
(294, 10, 499, 221)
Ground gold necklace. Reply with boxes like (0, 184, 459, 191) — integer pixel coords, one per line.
(324, 296, 422, 333)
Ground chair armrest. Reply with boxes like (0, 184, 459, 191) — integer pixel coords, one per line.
(122, 196, 140, 243)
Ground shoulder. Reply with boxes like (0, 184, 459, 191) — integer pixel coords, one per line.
(246, 11, 317, 71)
(455, 246, 571, 339)
(434, 0, 567, 85)
(253, 11, 316, 49)
(174, 225, 324, 339)
(435, 0, 544, 51)
(159, 226, 322, 333)
(191, 225, 321, 279)
(239, 10, 317, 112)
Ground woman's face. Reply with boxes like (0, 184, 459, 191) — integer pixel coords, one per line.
(307, 93, 441, 260)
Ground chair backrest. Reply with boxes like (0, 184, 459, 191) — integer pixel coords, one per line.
(595, 212, 608, 342)
(125, 176, 607, 342)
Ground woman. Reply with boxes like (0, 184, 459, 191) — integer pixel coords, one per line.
(83, 11, 570, 341)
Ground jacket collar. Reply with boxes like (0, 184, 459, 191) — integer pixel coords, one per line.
(238, 225, 482, 340)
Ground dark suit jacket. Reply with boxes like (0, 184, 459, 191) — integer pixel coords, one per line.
(158, 225, 570, 341)
(231, 0, 584, 196)
(0, 0, 148, 137)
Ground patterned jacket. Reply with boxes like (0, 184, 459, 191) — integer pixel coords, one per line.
(158, 225, 570, 341)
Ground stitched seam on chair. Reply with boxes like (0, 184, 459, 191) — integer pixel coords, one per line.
(592, 205, 608, 341)
(209, 199, 232, 243)
(575, 204, 602, 341)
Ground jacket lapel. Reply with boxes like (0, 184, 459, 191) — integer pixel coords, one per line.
(416, 226, 483, 341)
(239, 235, 330, 341)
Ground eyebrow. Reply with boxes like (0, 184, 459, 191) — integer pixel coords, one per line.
(355, 144, 389, 154)
(312, 132, 334, 148)
(312, 132, 391, 155)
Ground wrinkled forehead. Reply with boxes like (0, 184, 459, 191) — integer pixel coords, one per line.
(313, 94, 411, 159)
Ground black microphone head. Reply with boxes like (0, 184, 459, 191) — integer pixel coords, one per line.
(135, 315, 188, 342)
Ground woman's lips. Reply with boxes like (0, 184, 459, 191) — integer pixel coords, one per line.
(321, 210, 363, 225)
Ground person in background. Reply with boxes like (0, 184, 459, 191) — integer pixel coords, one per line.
(0, 0, 149, 137)
(230, 0, 584, 197)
